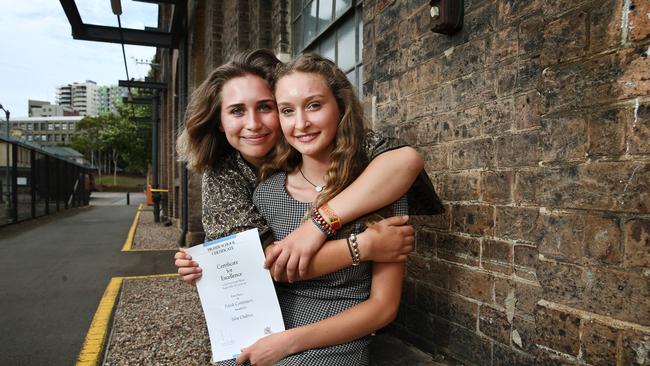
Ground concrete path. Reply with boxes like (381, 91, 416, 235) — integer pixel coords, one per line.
(0, 193, 175, 366)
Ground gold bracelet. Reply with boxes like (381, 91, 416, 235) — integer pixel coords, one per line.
(347, 233, 361, 266)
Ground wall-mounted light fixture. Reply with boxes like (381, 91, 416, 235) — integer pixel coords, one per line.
(430, 0, 464, 35)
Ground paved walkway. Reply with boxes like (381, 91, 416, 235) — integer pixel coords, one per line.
(0, 193, 175, 366)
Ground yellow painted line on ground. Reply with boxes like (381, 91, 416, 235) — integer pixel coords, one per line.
(75, 277, 123, 366)
(75, 274, 178, 366)
(121, 204, 143, 251)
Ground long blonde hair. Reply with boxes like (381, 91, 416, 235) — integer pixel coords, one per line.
(260, 53, 368, 208)
(176, 49, 281, 172)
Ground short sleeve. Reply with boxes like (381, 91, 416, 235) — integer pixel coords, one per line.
(201, 168, 273, 245)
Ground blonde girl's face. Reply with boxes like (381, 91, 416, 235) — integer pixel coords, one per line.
(219, 74, 280, 167)
(275, 72, 340, 162)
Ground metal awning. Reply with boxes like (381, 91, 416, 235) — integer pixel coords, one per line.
(59, 0, 185, 48)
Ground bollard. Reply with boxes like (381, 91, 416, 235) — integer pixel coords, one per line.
(126, 192, 130, 205)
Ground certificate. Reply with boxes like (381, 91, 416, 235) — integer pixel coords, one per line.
(185, 228, 285, 363)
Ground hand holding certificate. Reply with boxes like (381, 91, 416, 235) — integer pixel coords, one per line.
(185, 228, 285, 363)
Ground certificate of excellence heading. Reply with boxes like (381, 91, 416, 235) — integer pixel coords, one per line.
(186, 228, 285, 363)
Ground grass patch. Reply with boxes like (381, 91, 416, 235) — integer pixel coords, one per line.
(95, 175, 146, 186)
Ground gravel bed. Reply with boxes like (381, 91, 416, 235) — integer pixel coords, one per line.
(103, 276, 212, 366)
(133, 209, 181, 250)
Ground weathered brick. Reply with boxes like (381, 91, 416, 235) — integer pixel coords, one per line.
(395, 119, 422, 146)
(627, 102, 650, 155)
(515, 281, 543, 318)
(375, 78, 399, 104)
(450, 138, 495, 170)
(438, 293, 479, 330)
(537, 259, 586, 308)
(496, 132, 542, 167)
(540, 116, 588, 161)
(496, 58, 518, 97)
(488, 27, 518, 63)
(453, 69, 498, 107)
(422, 144, 449, 172)
(376, 29, 398, 57)
(514, 245, 538, 270)
(515, 162, 650, 213)
(497, 0, 542, 24)
(483, 239, 513, 274)
(439, 38, 489, 81)
(542, 48, 649, 114)
(628, 0, 650, 42)
(589, 0, 624, 54)
(515, 57, 541, 94)
(407, 256, 449, 290)
(542, 0, 590, 19)
(456, 106, 483, 140)
(480, 170, 514, 204)
(437, 233, 481, 267)
(514, 91, 542, 130)
(537, 212, 585, 262)
(588, 108, 627, 157)
(623, 218, 650, 268)
(479, 305, 511, 344)
(402, 278, 417, 305)
(413, 281, 437, 314)
(415, 227, 436, 258)
(583, 268, 650, 326)
(427, 83, 458, 114)
(581, 320, 621, 366)
(518, 15, 544, 58)
(621, 329, 650, 366)
(414, 58, 440, 93)
(462, 2, 497, 42)
(451, 204, 495, 236)
(483, 97, 514, 136)
(493, 342, 536, 366)
(513, 315, 537, 352)
(535, 304, 582, 356)
(447, 323, 493, 365)
(495, 206, 540, 242)
(449, 265, 495, 303)
(437, 172, 481, 202)
(541, 11, 588, 66)
(417, 113, 456, 144)
(375, 49, 404, 81)
(583, 215, 622, 265)
(377, 103, 405, 124)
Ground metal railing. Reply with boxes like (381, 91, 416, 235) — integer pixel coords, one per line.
(0, 136, 91, 226)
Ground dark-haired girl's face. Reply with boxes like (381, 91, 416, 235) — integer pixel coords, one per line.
(219, 74, 280, 167)
(275, 72, 340, 163)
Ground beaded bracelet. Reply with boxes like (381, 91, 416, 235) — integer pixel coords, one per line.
(347, 233, 361, 266)
(311, 207, 336, 237)
(320, 202, 342, 231)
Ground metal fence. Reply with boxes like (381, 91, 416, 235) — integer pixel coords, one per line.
(0, 136, 91, 227)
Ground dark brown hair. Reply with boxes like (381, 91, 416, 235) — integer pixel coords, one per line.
(176, 49, 281, 172)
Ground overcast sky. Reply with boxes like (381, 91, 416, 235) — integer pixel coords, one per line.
(0, 0, 158, 117)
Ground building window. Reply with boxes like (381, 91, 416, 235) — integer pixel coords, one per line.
(41, 135, 47, 142)
(292, 0, 363, 94)
(48, 123, 53, 131)
(27, 135, 33, 142)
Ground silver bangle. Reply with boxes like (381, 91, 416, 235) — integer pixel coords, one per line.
(347, 233, 361, 266)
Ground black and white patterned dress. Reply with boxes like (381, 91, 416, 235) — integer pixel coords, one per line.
(252, 172, 408, 366)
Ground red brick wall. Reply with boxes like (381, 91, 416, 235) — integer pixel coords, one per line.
(364, 0, 649, 365)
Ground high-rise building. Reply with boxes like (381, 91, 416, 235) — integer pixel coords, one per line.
(56, 80, 100, 116)
(98, 85, 127, 115)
